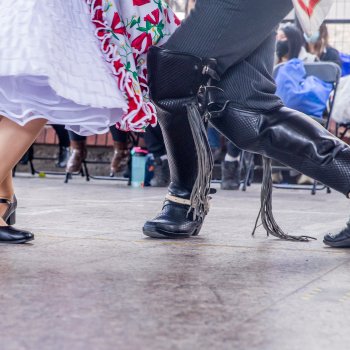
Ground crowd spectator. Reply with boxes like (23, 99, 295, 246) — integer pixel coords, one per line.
(305, 23, 342, 67)
(185, 0, 195, 15)
(274, 23, 341, 185)
(276, 24, 317, 64)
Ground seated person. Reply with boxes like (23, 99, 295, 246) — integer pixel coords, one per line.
(305, 23, 342, 67)
(276, 24, 317, 64)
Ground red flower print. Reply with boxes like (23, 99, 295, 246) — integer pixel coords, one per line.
(85, 0, 179, 131)
(111, 13, 127, 36)
(164, 9, 170, 24)
(113, 59, 124, 72)
(131, 32, 152, 51)
(133, 0, 151, 5)
(144, 9, 160, 25)
(174, 15, 181, 26)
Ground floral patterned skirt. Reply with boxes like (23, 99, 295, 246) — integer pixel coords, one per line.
(0, 0, 178, 135)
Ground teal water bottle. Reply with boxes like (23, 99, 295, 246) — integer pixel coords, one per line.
(131, 147, 148, 187)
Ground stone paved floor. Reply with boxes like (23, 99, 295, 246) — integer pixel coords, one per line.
(1, 175, 350, 350)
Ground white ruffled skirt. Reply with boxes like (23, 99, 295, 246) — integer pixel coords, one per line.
(0, 0, 127, 135)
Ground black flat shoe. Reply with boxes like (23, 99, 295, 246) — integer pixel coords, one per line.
(0, 196, 34, 244)
(324, 225, 350, 248)
(143, 196, 202, 239)
(0, 226, 34, 244)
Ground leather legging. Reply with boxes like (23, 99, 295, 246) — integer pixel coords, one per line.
(210, 106, 350, 196)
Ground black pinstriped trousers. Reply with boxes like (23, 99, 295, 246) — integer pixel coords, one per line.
(164, 0, 294, 112)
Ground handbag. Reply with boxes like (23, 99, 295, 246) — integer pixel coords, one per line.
(275, 59, 333, 118)
(340, 53, 350, 77)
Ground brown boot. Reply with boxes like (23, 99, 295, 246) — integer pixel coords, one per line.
(66, 140, 87, 173)
(110, 141, 129, 176)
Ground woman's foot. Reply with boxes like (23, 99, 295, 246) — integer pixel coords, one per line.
(0, 196, 34, 244)
(0, 195, 16, 224)
(0, 226, 34, 244)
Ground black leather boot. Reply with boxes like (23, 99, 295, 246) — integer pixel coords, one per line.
(221, 160, 240, 190)
(208, 105, 350, 242)
(210, 105, 350, 196)
(56, 146, 70, 168)
(143, 47, 219, 238)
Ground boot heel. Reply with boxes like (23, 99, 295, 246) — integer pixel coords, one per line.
(6, 212, 16, 225)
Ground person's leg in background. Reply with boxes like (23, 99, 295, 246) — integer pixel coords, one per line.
(51, 124, 70, 168)
(66, 131, 87, 174)
(0, 116, 46, 242)
(109, 126, 129, 177)
(221, 142, 242, 190)
(207, 126, 224, 164)
(144, 124, 170, 187)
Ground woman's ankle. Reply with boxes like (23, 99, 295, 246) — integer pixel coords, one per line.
(0, 215, 8, 226)
(0, 193, 14, 201)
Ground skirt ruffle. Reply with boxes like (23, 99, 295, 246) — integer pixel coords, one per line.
(0, 0, 179, 134)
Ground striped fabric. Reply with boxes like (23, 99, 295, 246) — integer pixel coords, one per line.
(165, 0, 294, 112)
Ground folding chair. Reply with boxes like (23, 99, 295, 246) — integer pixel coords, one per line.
(242, 61, 342, 194)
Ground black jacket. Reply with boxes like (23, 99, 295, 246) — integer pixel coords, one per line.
(320, 46, 342, 68)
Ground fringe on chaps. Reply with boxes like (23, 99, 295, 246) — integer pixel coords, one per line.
(252, 157, 316, 242)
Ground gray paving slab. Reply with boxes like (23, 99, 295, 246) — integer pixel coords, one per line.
(1, 175, 350, 350)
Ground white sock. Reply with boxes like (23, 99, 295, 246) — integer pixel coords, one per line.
(224, 154, 240, 162)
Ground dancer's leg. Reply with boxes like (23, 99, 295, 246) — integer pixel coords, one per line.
(0, 116, 47, 226)
(0, 172, 14, 219)
(0, 117, 46, 182)
(209, 32, 350, 197)
(0, 172, 14, 199)
(145, 0, 350, 242)
(143, 0, 293, 238)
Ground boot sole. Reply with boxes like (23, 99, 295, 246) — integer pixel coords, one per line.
(143, 224, 202, 239)
(323, 237, 350, 248)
